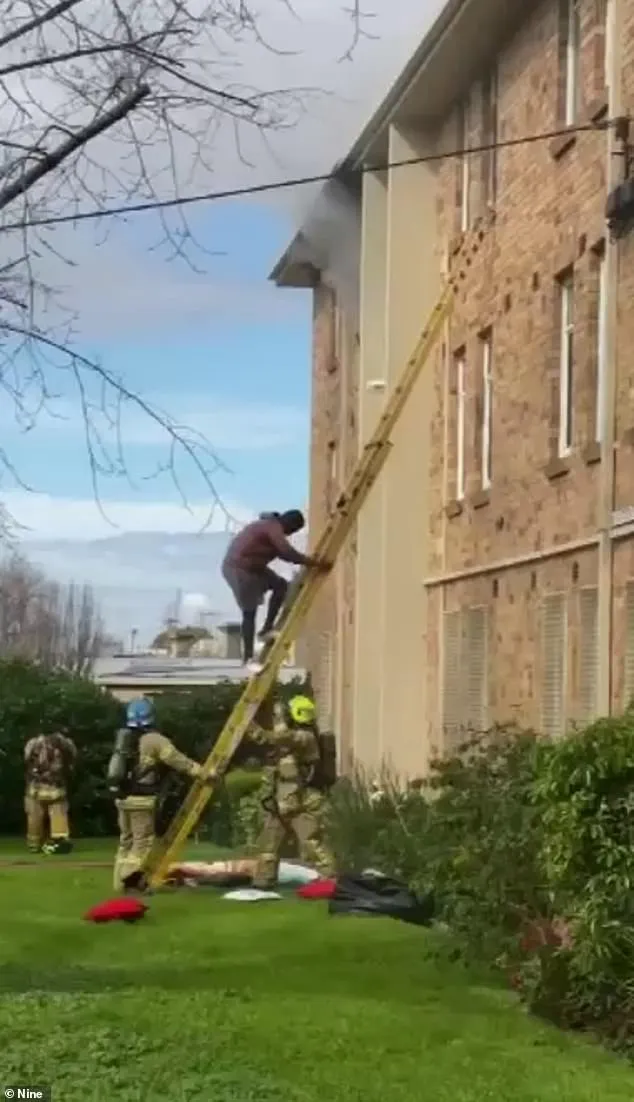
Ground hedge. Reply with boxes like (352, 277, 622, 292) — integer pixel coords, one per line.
(323, 713, 634, 1059)
(0, 658, 306, 840)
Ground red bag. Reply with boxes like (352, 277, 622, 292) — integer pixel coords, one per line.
(296, 878, 336, 900)
(84, 897, 148, 924)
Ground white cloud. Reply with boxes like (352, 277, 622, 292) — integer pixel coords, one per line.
(4, 490, 254, 541)
(121, 401, 307, 451)
(0, 1, 438, 339)
(3, 392, 307, 452)
(19, 396, 306, 451)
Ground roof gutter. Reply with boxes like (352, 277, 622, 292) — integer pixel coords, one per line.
(344, 0, 469, 166)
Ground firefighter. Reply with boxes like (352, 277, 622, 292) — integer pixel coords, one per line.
(249, 693, 335, 889)
(24, 725, 77, 854)
(108, 697, 214, 891)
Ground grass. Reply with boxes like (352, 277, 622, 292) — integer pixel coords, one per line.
(0, 841, 632, 1101)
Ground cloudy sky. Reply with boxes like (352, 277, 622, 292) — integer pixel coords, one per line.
(0, 0, 441, 641)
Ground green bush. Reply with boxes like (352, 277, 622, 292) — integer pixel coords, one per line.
(0, 659, 123, 835)
(325, 720, 634, 1057)
(531, 712, 634, 1048)
(0, 659, 298, 843)
(324, 768, 430, 881)
(325, 729, 547, 961)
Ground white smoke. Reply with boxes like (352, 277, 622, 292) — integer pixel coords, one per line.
(292, 177, 362, 323)
(274, 2, 445, 321)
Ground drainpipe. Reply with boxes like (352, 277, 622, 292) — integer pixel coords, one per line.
(334, 304, 346, 752)
(597, 0, 624, 716)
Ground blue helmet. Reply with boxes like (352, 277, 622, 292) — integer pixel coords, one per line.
(126, 697, 154, 729)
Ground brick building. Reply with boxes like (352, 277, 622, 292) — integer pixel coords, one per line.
(272, 0, 634, 776)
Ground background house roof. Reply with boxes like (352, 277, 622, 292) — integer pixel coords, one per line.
(92, 656, 304, 688)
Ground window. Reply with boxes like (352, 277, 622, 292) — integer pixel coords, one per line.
(328, 441, 338, 484)
(558, 273, 574, 456)
(480, 331, 493, 488)
(605, 0, 614, 95)
(578, 588, 598, 723)
(457, 99, 470, 232)
(326, 441, 337, 512)
(541, 594, 567, 737)
(464, 607, 488, 734)
(442, 607, 489, 750)
(442, 610, 463, 745)
(455, 352, 466, 499)
(562, 0, 581, 126)
(624, 583, 634, 708)
(595, 251, 607, 443)
(481, 67, 498, 208)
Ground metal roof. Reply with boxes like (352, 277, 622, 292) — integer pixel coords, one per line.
(93, 656, 304, 686)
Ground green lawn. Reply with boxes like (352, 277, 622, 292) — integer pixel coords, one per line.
(0, 843, 632, 1101)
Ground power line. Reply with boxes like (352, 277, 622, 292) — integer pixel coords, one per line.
(1, 117, 618, 233)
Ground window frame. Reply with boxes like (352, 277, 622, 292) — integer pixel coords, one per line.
(458, 99, 470, 232)
(563, 0, 581, 126)
(455, 352, 466, 500)
(480, 331, 493, 489)
(595, 250, 607, 443)
(558, 272, 574, 458)
(481, 66, 498, 209)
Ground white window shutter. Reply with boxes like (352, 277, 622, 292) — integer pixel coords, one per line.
(624, 583, 634, 709)
(464, 607, 488, 733)
(578, 587, 598, 724)
(442, 610, 463, 750)
(541, 594, 567, 738)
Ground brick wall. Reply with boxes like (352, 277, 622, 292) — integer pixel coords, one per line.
(426, 0, 634, 745)
(302, 281, 358, 751)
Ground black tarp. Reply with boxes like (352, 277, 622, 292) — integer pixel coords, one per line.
(328, 871, 435, 926)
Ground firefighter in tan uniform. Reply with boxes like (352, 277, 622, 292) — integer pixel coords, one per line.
(108, 697, 212, 891)
(24, 727, 77, 853)
(249, 694, 334, 889)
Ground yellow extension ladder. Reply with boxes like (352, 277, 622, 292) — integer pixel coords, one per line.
(140, 221, 486, 888)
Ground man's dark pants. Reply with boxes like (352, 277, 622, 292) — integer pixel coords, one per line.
(222, 564, 288, 661)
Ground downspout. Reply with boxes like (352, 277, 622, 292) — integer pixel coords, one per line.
(597, 0, 624, 716)
(333, 304, 346, 756)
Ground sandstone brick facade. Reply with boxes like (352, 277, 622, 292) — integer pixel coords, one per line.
(299, 0, 634, 771)
(426, 0, 634, 751)
(303, 282, 358, 764)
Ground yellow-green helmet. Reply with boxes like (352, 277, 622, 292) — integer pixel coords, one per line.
(287, 694, 316, 727)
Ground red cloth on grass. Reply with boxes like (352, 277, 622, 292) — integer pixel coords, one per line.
(84, 897, 148, 923)
(296, 879, 336, 900)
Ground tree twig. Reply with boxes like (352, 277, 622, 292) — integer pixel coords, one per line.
(0, 85, 150, 213)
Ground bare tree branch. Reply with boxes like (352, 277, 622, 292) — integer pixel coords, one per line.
(0, 551, 105, 674)
(0, 0, 366, 535)
(1, 321, 236, 531)
(0, 84, 150, 211)
(0, 0, 85, 51)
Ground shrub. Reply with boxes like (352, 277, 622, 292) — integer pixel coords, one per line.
(0, 659, 293, 843)
(531, 712, 634, 1048)
(328, 718, 634, 1058)
(0, 659, 123, 835)
(421, 728, 550, 965)
(324, 768, 430, 881)
(325, 729, 547, 964)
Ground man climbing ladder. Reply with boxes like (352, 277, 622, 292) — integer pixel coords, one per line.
(139, 220, 487, 890)
(221, 509, 329, 674)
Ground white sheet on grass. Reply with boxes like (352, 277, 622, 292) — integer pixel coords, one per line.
(277, 862, 319, 885)
(223, 888, 283, 902)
